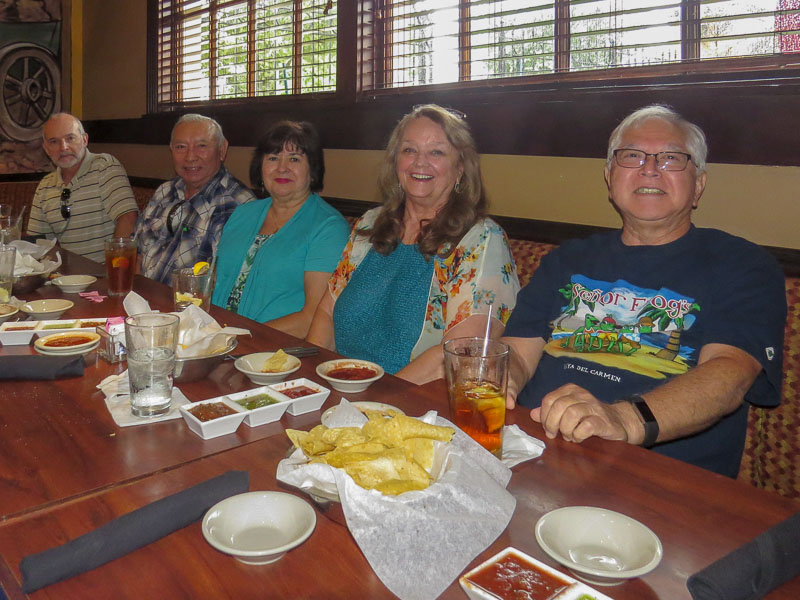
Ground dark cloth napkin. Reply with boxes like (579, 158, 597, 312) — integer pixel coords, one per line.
(687, 511, 800, 600)
(20, 470, 250, 593)
(0, 355, 85, 380)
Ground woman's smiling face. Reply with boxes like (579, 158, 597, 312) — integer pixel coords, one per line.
(396, 116, 463, 213)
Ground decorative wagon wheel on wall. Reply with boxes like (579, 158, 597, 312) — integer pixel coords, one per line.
(0, 42, 60, 142)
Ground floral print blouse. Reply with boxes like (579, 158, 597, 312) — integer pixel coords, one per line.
(328, 208, 520, 361)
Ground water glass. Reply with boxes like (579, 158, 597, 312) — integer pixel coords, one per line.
(0, 245, 15, 303)
(105, 238, 137, 296)
(172, 267, 215, 312)
(443, 337, 509, 457)
(125, 313, 180, 417)
(0, 215, 21, 244)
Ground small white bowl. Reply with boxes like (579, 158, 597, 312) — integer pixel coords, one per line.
(535, 506, 663, 586)
(234, 351, 301, 385)
(20, 299, 74, 320)
(0, 320, 41, 345)
(179, 397, 247, 439)
(34, 331, 101, 355)
(315, 359, 384, 393)
(202, 491, 316, 565)
(0, 303, 19, 323)
(51, 274, 97, 294)
(225, 386, 292, 427)
(268, 378, 330, 416)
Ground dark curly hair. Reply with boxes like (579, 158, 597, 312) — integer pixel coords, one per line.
(365, 104, 487, 257)
(249, 120, 325, 197)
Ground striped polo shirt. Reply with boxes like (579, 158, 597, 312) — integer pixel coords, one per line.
(27, 151, 139, 263)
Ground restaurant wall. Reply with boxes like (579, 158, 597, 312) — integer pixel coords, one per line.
(80, 1, 800, 251)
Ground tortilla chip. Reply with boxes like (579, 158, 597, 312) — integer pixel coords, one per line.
(373, 479, 430, 496)
(286, 424, 334, 456)
(401, 437, 436, 471)
(262, 349, 291, 373)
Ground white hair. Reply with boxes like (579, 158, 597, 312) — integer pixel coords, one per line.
(170, 113, 225, 147)
(606, 104, 708, 173)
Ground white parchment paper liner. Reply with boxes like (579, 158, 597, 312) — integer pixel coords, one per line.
(9, 239, 61, 276)
(97, 371, 190, 427)
(277, 400, 545, 600)
(121, 291, 249, 358)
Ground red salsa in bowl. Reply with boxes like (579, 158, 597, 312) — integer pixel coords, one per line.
(326, 366, 377, 381)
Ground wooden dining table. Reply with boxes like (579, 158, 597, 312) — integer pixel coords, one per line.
(0, 250, 798, 600)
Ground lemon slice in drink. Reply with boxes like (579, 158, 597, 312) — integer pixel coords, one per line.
(175, 292, 202, 307)
(192, 261, 210, 276)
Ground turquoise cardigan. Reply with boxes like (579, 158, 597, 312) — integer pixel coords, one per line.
(211, 193, 350, 322)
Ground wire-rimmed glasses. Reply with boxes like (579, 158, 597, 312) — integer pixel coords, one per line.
(613, 149, 692, 171)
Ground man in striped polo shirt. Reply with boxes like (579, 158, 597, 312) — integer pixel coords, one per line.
(27, 113, 139, 263)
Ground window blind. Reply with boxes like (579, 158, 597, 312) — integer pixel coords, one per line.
(156, 0, 337, 108)
(364, 0, 800, 91)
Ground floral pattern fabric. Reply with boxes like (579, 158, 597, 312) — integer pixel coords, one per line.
(329, 208, 520, 360)
(226, 233, 272, 311)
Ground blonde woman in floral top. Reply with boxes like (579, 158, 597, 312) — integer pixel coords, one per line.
(307, 105, 519, 384)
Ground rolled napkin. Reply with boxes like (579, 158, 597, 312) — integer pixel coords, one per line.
(20, 470, 250, 593)
(0, 355, 84, 380)
(687, 511, 800, 600)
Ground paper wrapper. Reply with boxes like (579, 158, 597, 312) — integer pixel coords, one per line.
(276, 400, 545, 600)
(97, 371, 190, 427)
(122, 292, 249, 358)
(9, 239, 61, 276)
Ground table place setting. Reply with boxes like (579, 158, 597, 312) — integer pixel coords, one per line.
(97, 370, 192, 426)
(277, 399, 546, 600)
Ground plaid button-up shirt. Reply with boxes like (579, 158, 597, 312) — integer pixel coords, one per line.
(136, 166, 255, 284)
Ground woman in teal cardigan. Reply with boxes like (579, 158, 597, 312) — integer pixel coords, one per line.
(211, 121, 350, 337)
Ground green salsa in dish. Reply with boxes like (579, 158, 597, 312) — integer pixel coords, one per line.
(236, 394, 280, 410)
(43, 322, 75, 330)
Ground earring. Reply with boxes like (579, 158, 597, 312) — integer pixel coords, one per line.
(454, 178, 461, 192)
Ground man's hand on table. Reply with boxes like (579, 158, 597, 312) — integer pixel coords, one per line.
(530, 383, 645, 444)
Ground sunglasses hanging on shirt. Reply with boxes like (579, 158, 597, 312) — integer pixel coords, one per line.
(60, 188, 71, 220)
(166, 201, 189, 236)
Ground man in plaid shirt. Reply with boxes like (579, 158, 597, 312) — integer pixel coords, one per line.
(135, 114, 255, 284)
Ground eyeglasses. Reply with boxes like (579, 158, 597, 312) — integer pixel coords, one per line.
(60, 188, 71, 220)
(613, 149, 693, 171)
(166, 201, 187, 236)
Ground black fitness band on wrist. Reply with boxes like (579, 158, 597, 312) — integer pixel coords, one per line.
(622, 395, 659, 448)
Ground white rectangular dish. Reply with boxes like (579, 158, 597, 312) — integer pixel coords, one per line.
(268, 378, 330, 416)
(179, 397, 247, 439)
(224, 386, 292, 427)
(459, 547, 613, 600)
(0, 320, 42, 345)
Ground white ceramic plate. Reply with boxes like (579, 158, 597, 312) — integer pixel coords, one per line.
(202, 491, 316, 565)
(234, 351, 301, 385)
(535, 506, 663, 586)
(315, 359, 384, 393)
(20, 299, 74, 320)
(34, 331, 101, 356)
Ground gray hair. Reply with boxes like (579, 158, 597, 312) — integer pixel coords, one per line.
(606, 105, 708, 173)
(42, 112, 86, 139)
(170, 113, 225, 147)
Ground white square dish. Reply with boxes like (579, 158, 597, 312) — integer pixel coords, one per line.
(224, 386, 292, 427)
(0, 320, 42, 345)
(268, 378, 330, 416)
(179, 397, 247, 439)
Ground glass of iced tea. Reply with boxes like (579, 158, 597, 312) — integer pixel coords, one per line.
(443, 337, 509, 457)
(104, 238, 137, 296)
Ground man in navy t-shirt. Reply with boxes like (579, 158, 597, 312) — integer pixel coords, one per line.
(503, 105, 786, 477)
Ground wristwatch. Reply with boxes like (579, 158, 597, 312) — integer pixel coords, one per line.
(621, 395, 659, 448)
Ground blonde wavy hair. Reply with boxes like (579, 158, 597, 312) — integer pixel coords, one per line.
(365, 104, 487, 257)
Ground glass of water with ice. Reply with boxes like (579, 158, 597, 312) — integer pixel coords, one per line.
(124, 313, 180, 417)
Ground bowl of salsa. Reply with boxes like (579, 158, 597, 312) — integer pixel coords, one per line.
(33, 331, 101, 355)
(269, 378, 331, 416)
(179, 397, 247, 439)
(225, 387, 292, 427)
(315, 359, 384, 393)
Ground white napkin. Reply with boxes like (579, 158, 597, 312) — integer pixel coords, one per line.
(8, 238, 56, 260)
(121, 292, 249, 358)
(97, 371, 190, 427)
(12, 249, 61, 276)
(276, 400, 545, 600)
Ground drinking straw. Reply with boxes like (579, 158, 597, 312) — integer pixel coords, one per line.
(478, 303, 494, 382)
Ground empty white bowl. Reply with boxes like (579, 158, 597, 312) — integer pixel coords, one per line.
(20, 299, 74, 320)
(0, 303, 19, 323)
(202, 491, 316, 565)
(535, 506, 663, 586)
(234, 351, 301, 385)
(51, 274, 97, 293)
(315, 359, 384, 393)
(179, 397, 247, 439)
